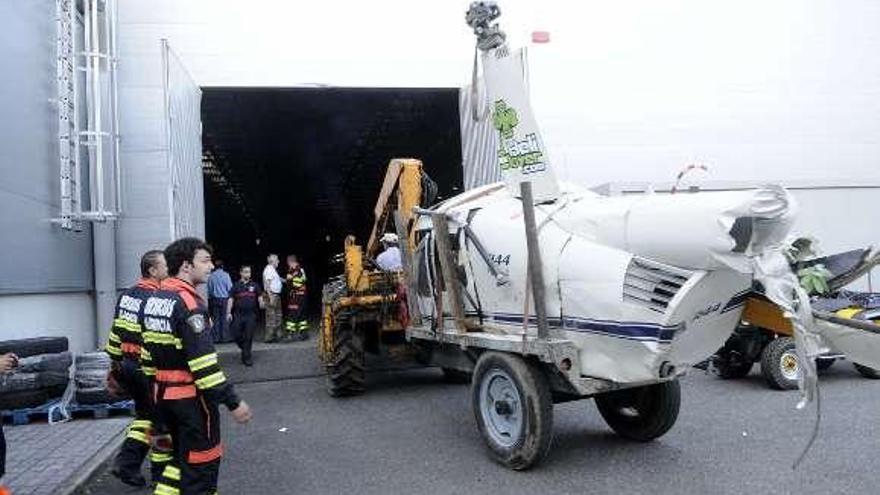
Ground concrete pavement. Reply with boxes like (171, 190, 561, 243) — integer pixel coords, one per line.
(80, 359, 880, 495)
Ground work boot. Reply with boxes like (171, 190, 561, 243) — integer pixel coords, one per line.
(111, 467, 147, 487)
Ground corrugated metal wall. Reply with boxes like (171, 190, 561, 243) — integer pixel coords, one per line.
(164, 41, 205, 240)
(459, 84, 501, 190)
(0, 0, 94, 294)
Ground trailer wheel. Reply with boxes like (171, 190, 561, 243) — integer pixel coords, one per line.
(441, 368, 471, 384)
(760, 337, 799, 390)
(594, 379, 681, 442)
(854, 363, 880, 379)
(472, 352, 553, 470)
(325, 311, 366, 397)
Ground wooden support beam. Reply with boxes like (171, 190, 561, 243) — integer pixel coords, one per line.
(394, 210, 422, 326)
(520, 182, 549, 340)
(431, 213, 467, 333)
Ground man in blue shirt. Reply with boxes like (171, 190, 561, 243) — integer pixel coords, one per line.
(206, 259, 233, 343)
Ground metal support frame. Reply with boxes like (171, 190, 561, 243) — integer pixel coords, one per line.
(53, 0, 121, 229)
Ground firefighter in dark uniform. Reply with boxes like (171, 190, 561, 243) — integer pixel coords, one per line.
(283, 254, 309, 341)
(226, 265, 261, 366)
(147, 238, 252, 495)
(105, 250, 172, 487)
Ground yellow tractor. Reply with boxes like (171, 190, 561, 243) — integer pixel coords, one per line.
(318, 158, 428, 396)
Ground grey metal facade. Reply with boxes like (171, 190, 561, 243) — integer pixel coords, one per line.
(165, 41, 205, 240)
(0, 0, 94, 294)
(459, 83, 501, 190)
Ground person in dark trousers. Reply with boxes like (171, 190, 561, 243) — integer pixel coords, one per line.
(105, 250, 171, 487)
(227, 265, 261, 366)
(206, 259, 233, 343)
(148, 238, 251, 495)
(0, 352, 19, 493)
(282, 254, 309, 341)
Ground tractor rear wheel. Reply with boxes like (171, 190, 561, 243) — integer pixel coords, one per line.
(326, 311, 366, 397)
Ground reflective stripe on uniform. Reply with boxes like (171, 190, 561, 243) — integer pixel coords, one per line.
(108, 332, 122, 344)
(150, 452, 174, 463)
(126, 429, 149, 445)
(155, 482, 180, 495)
(114, 318, 142, 333)
(105, 344, 122, 356)
(144, 332, 183, 349)
(130, 419, 152, 430)
(141, 366, 157, 376)
(187, 353, 219, 372)
(188, 443, 224, 464)
(195, 371, 227, 390)
(162, 465, 181, 481)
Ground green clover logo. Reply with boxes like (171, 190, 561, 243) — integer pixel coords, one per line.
(493, 100, 519, 139)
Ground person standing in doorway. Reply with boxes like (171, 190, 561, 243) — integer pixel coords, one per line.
(283, 254, 309, 341)
(262, 254, 284, 343)
(206, 259, 233, 343)
(227, 265, 261, 366)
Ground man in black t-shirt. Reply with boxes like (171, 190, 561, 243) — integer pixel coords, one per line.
(227, 265, 262, 366)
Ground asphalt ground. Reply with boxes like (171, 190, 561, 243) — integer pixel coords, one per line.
(78, 351, 880, 495)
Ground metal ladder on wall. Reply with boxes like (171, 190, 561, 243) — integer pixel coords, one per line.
(54, 0, 121, 230)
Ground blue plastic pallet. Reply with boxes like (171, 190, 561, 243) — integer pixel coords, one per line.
(61, 399, 135, 420)
(2, 399, 135, 425)
(1, 399, 62, 426)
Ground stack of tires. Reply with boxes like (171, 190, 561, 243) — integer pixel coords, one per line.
(74, 352, 125, 405)
(0, 337, 71, 411)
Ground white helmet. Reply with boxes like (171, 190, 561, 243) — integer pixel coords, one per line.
(380, 233, 399, 244)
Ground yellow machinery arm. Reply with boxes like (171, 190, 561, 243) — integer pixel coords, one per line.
(364, 158, 423, 259)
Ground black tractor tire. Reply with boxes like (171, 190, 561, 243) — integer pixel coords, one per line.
(854, 363, 880, 379)
(326, 311, 366, 397)
(0, 385, 67, 411)
(471, 352, 553, 470)
(595, 379, 681, 442)
(17, 352, 73, 373)
(761, 337, 800, 390)
(713, 357, 753, 379)
(441, 368, 471, 384)
(74, 352, 111, 371)
(0, 337, 69, 359)
(0, 372, 38, 394)
(815, 358, 836, 372)
(76, 387, 127, 405)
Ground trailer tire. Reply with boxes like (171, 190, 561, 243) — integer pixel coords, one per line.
(441, 368, 471, 384)
(326, 311, 366, 397)
(854, 363, 880, 379)
(595, 379, 681, 442)
(472, 352, 553, 470)
(760, 337, 799, 390)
